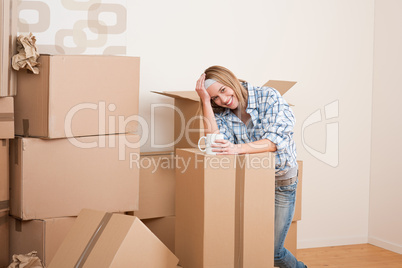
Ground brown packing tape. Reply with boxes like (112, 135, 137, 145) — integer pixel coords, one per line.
(74, 212, 113, 268)
(0, 200, 9, 212)
(14, 217, 22, 232)
(23, 119, 29, 137)
(0, 112, 14, 121)
(234, 155, 246, 268)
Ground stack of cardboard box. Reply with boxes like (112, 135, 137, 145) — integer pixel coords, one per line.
(6, 54, 146, 266)
(0, 1, 17, 266)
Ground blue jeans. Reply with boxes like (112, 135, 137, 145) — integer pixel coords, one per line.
(274, 178, 307, 268)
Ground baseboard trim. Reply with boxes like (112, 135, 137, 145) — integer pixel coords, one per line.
(297, 236, 368, 249)
(368, 236, 402, 254)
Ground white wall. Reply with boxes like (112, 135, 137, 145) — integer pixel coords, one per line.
(369, 0, 402, 254)
(20, 0, 401, 252)
(127, 0, 375, 249)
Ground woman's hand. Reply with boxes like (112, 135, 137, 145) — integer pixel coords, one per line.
(212, 139, 242, 155)
(195, 73, 211, 104)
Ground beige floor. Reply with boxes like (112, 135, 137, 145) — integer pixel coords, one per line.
(298, 243, 402, 268)
(176, 244, 402, 268)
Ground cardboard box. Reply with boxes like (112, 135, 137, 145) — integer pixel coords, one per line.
(9, 216, 76, 267)
(153, 80, 296, 150)
(0, 211, 9, 268)
(0, 140, 9, 213)
(0, 0, 17, 97)
(294, 160, 303, 222)
(14, 55, 140, 138)
(132, 151, 175, 219)
(9, 134, 140, 220)
(175, 148, 275, 268)
(48, 209, 179, 268)
(152, 91, 203, 150)
(284, 221, 297, 258)
(143, 216, 175, 254)
(0, 97, 14, 139)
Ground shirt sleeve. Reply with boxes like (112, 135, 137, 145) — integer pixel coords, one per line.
(215, 114, 236, 143)
(260, 87, 295, 151)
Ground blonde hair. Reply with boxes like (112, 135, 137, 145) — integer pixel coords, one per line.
(203, 65, 248, 113)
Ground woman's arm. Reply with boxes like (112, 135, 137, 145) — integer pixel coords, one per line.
(212, 138, 277, 155)
(196, 74, 219, 134)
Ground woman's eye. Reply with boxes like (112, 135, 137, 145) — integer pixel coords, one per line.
(222, 88, 226, 92)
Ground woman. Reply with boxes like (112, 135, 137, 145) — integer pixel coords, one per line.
(195, 65, 307, 268)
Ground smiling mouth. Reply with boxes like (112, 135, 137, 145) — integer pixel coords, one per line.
(226, 96, 233, 106)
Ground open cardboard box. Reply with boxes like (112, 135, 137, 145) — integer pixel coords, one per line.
(48, 209, 179, 268)
(9, 216, 76, 267)
(152, 80, 296, 150)
(153, 80, 302, 222)
(14, 55, 140, 138)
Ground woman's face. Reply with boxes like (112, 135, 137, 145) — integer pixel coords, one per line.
(206, 81, 239, 109)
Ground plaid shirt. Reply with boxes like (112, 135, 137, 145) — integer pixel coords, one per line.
(215, 82, 297, 176)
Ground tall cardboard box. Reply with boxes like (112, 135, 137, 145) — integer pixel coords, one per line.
(49, 209, 179, 268)
(0, 0, 17, 97)
(153, 80, 296, 150)
(9, 216, 76, 267)
(0, 97, 14, 139)
(9, 134, 140, 220)
(175, 149, 275, 268)
(14, 55, 140, 138)
(0, 211, 9, 268)
(294, 160, 303, 222)
(132, 151, 175, 219)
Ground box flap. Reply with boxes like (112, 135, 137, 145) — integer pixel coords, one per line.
(152, 91, 200, 102)
(262, 80, 297, 96)
(153, 80, 295, 102)
(49, 210, 178, 268)
(108, 216, 179, 267)
(48, 209, 108, 268)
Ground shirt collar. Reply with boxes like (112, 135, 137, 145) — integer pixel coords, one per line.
(245, 82, 258, 111)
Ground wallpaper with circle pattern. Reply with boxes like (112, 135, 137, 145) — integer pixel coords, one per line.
(17, 0, 127, 55)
